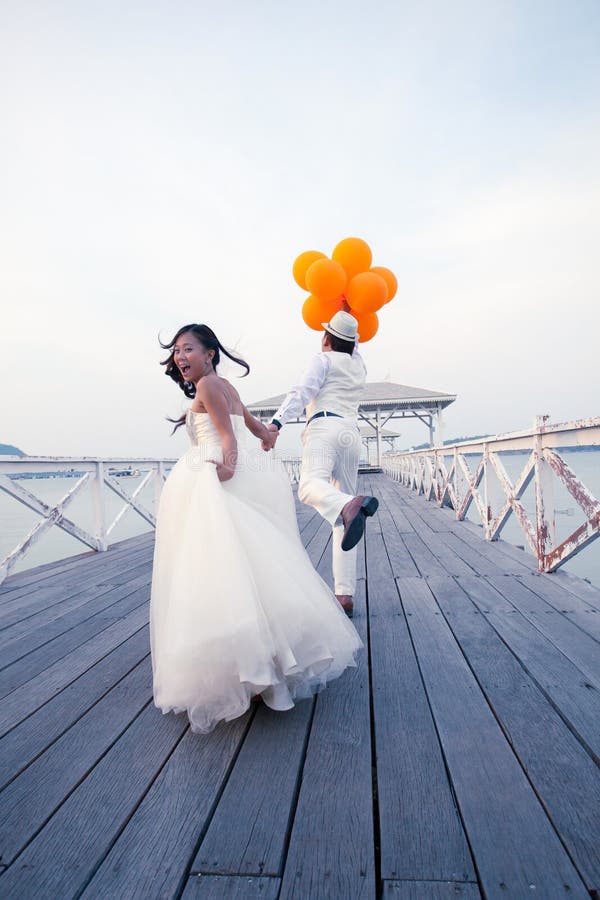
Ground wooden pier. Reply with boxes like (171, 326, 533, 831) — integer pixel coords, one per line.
(1, 473, 599, 899)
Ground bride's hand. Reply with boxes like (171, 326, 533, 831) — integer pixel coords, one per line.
(209, 460, 235, 482)
(261, 424, 279, 452)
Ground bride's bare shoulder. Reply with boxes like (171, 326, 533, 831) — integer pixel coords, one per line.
(218, 378, 244, 413)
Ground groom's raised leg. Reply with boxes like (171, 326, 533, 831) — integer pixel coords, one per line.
(331, 435, 361, 597)
(298, 421, 354, 525)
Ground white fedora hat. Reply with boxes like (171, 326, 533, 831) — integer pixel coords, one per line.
(321, 310, 360, 342)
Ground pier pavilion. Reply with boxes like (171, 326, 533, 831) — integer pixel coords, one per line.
(359, 425, 401, 461)
(246, 382, 457, 465)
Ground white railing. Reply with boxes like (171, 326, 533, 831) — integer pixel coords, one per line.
(0, 456, 175, 585)
(382, 416, 600, 573)
(280, 457, 302, 483)
(0, 453, 305, 584)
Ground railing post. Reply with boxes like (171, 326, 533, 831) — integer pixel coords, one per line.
(434, 403, 445, 449)
(483, 443, 491, 539)
(155, 461, 165, 510)
(93, 461, 108, 552)
(533, 415, 553, 572)
(453, 446, 459, 520)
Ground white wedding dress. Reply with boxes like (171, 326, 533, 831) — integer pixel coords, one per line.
(149, 409, 363, 733)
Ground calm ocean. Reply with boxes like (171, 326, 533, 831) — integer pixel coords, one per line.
(1, 449, 599, 587)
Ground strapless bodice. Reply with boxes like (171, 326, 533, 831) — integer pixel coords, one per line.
(185, 409, 247, 448)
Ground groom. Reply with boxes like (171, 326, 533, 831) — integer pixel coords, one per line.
(264, 310, 378, 618)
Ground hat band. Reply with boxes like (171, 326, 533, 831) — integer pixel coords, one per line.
(324, 324, 358, 341)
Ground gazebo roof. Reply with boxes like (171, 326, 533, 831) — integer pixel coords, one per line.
(246, 381, 456, 417)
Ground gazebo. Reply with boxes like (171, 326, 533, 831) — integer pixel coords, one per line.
(246, 381, 457, 465)
(359, 426, 401, 462)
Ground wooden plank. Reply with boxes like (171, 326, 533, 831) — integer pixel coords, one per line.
(0, 628, 149, 789)
(0, 532, 152, 594)
(0, 656, 152, 864)
(447, 526, 535, 576)
(296, 506, 323, 546)
(429, 575, 600, 894)
(395, 504, 437, 536)
(374, 501, 420, 578)
(0, 547, 151, 628)
(416, 529, 475, 576)
(181, 875, 280, 899)
(355, 479, 368, 581)
(367, 532, 475, 882)
(97, 556, 155, 587)
(0, 602, 148, 737)
(278, 579, 375, 899)
(0, 702, 188, 899)
(386, 489, 454, 534)
(302, 513, 332, 563)
(298, 506, 319, 535)
(363, 476, 383, 535)
(195, 701, 313, 876)
(397, 576, 589, 898)
(487, 575, 600, 689)
(446, 518, 539, 574)
(80, 715, 251, 899)
(0, 584, 149, 696)
(541, 569, 600, 613)
(373, 478, 415, 533)
(457, 574, 600, 762)
(518, 573, 600, 642)
(432, 531, 505, 576)
(0, 541, 153, 605)
(383, 881, 481, 898)
(400, 533, 447, 577)
(0, 550, 152, 628)
(0, 571, 151, 661)
(386, 480, 537, 575)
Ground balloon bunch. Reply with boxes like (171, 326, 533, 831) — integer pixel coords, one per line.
(292, 237, 397, 342)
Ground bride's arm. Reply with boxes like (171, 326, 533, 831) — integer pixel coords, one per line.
(241, 405, 272, 443)
(197, 381, 238, 482)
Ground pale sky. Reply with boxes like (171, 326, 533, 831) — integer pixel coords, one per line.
(1, 0, 599, 459)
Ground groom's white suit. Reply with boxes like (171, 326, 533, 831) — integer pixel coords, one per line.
(271, 312, 368, 598)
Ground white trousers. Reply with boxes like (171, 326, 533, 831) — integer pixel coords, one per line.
(298, 416, 361, 596)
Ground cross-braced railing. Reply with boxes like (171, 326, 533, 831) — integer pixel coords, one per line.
(382, 416, 600, 573)
(0, 454, 304, 584)
(0, 457, 176, 585)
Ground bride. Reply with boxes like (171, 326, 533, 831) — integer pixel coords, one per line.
(150, 322, 363, 734)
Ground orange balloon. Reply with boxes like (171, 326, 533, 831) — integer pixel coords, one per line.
(371, 266, 397, 302)
(293, 250, 326, 290)
(305, 258, 347, 302)
(355, 311, 379, 342)
(332, 237, 372, 280)
(301, 294, 343, 331)
(346, 271, 387, 314)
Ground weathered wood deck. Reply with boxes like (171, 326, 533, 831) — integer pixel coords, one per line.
(1, 473, 599, 900)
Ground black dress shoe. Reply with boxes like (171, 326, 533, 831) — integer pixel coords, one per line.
(341, 495, 379, 551)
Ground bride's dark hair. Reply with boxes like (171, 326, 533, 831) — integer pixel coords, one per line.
(159, 323, 250, 433)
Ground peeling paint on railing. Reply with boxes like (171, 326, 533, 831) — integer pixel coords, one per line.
(382, 416, 600, 573)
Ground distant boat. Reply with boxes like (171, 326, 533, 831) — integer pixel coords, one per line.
(108, 467, 142, 478)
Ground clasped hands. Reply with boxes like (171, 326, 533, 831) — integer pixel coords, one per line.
(261, 423, 279, 452)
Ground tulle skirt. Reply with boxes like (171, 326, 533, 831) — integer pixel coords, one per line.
(149, 440, 363, 733)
